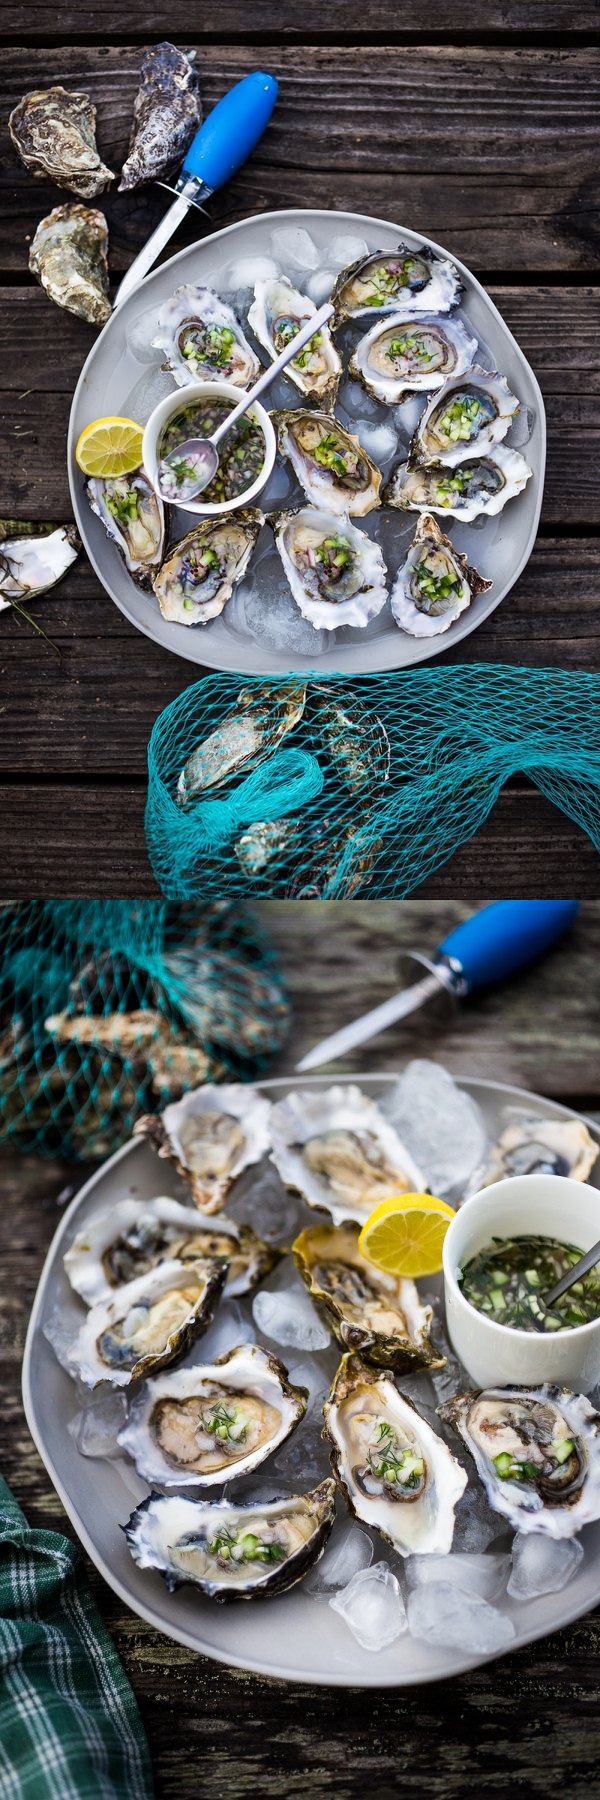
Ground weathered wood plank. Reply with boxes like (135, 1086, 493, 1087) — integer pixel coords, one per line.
(3, 3, 600, 40)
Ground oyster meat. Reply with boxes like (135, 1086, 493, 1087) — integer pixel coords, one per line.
(67, 1255, 228, 1389)
(135, 1082, 272, 1214)
(152, 284, 260, 389)
(293, 1222, 444, 1371)
(274, 506, 388, 632)
(414, 368, 520, 468)
(177, 680, 306, 803)
(0, 522, 79, 608)
(440, 1385, 600, 1539)
(86, 472, 165, 589)
(64, 1194, 278, 1306)
(153, 511, 263, 626)
(248, 275, 341, 409)
(390, 512, 492, 638)
(308, 685, 390, 794)
(124, 1479, 336, 1599)
(118, 1343, 307, 1487)
(471, 1114, 599, 1190)
(384, 446, 532, 521)
(325, 1355, 467, 1554)
(9, 86, 114, 197)
(350, 313, 477, 407)
(332, 244, 462, 321)
(269, 1084, 425, 1226)
(119, 43, 202, 190)
(274, 410, 382, 517)
(29, 203, 111, 325)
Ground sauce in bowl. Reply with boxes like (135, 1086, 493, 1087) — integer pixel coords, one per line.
(458, 1233, 600, 1333)
(158, 399, 265, 505)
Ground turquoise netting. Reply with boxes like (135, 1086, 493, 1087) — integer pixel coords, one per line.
(145, 667, 600, 899)
(0, 901, 289, 1159)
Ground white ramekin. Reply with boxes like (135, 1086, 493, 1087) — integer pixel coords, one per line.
(142, 379, 276, 518)
(442, 1172, 600, 1393)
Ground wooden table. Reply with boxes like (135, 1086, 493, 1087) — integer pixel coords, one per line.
(1, 10, 599, 895)
(2, 897, 600, 1798)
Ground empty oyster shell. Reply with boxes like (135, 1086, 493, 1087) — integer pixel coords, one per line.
(325, 1355, 467, 1554)
(350, 313, 477, 407)
(274, 410, 382, 517)
(293, 1222, 444, 1371)
(440, 1385, 600, 1539)
(124, 1479, 336, 1599)
(0, 523, 79, 606)
(67, 1256, 228, 1389)
(119, 43, 202, 191)
(384, 445, 532, 521)
(270, 1084, 424, 1227)
(248, 275, 341, 408)
(64, 1194, 278, 1307)
(135, 1082, 272, 1214)
(152, 284, 260, 389)
(9, 86, 114, 197)
(118, 1343, 307, 1487)
(177, 680, 307, 804)
(390, 511, 492, 638)
(86, 471, 165, 589)
(29, 203, 110, 325)
(153, 510, 263, 626)
(274, 506, 387, 632)
(332, 244, 462, 321)
(414, 367, 520, 467)
(471, 1115, 598, 1191)
(308, 685, 390, 794)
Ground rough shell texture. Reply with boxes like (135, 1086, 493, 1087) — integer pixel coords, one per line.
(152, 285, 260, 390)
(269, 1083, 425, 1226)
(177, 681, 307, 803)
(308, 685, 390, 795)
(350, 312, 477, 407)
(134, 1082, 272, 1213)
(384, 445, 532, 521)
(470, 1115, 599, 1191)
(63, 1194, 278, 1306)
(9, 86, 114, 197)
(414, 367, 520, 468)
(86, 472, 166, 590)
(67, 1256, 227, 1388)
(248, 276, 341, 409)
(332, 244, 463, 320)
(152, 511, 263, 627)
(325, 1354, 467, 1554)
(0, 525, 79, 607)
(117, 1343, 307, 1487)
(274, 410, 382, 517)
(124, 1480, 337, 1599)
(29, 204, 111, 325)
(274, 506, 388, 632)
(119, 43, 201, 190)
(440, 1385, 600, 1539)
(293, 1222, 444, 1371)
(390, 511, 491, 639)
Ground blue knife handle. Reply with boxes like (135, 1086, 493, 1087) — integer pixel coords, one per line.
(182, 71, 278, 190)
(437, 900, 579, 994)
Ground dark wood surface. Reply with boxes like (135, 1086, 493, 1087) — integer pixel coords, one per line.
(2, 898, 600, 1799)
(0, 16, 599, 895)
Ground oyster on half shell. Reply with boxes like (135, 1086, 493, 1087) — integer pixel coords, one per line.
(9, 86, 114, 197)
(124, 1480, 336, 1599)
(248, 275, 341, 408)
(293, 1222, 444, 1371)
(332, 244, 462, 321)
(135, 1082, 272, 1214)
(390, 511, 491, 638)
(274, 506, 388, 631)
(153, 511, 263, 626)
(86, 472, 165, 589)
(177, 681, 307, 804)
(64, 1194, 278, 1307)
(384, 446, 532, 521)
(274, 410, 382, 517)
(470, 1115, 599, 1191)
(67, 1256, 228, 1389)
(117, 1343, 307, 1488)
(325, 1355, 467, 1555)
(440, 1385, 600, 1539)
(414, 368, 520, 467)
(29, 203, 111, 325)
(152, 284, 260, 389)
(350, 313, 477, 407)
(270, 1084, 425, 1226)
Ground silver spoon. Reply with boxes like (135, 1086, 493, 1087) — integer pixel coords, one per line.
(160, 299, 335, 500)
(544, 1236, 600, 1309)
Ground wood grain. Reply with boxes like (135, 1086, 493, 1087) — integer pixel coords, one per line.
(3, 2, 600, 41)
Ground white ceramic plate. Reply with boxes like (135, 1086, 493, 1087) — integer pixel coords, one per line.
(68, 210, 545, 675)
(22, 1075, 600, 1687)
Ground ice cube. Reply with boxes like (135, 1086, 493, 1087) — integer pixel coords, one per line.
(192, 1300, 255, 1363)
(259, 458, 298, 512)
(330, 1561, 408, 1651)
(328, 234, 369, 270)
(126, 303, 164, 364)
(272, 1421, 330, 1486)
(507, 1533, 584, 1599)
(405, 1551, 509, 1601)
(231, 1163, 304, 1242)
(67, 1390, 128, 1458)
(241, 566, 327, 657)
(407, 1581, 515, 1654)
(355, 421, 398, 467)
(221, 254, 280, 292)
(337, 377, 380, 421)
(305, 268, 336, 306)
(305, 1523, 374, 1594)
(269, 226, 320, 271)
(451, 1482, 503, 1553)
(508, 403, 535, 448)
(381, 1061, 487, 1198)
(42, 1306, 78, 1372)
(285, 1357, 330, 1421)
(253, 1286, 331, 1350)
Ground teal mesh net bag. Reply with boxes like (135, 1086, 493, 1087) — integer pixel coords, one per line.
(0, 901, 289, 1159)
(145, 668, 600, 899)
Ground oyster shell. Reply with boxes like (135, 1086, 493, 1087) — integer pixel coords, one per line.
(67, 1256, 227, 1389)
(152, 284, 260, 389)
(0, 523, 79, 607)
(471, 1115, 598, 1190)
(350, 313, 477, 407)
(293, 1222, 444, 1371)
(64, 1194, 278, 1307)
(248, 276, 341, 408)
(325, 1355, 467, 1554)
(285, 811, 383, 901)
(332, 244, 462, 321)
(308, 685, 390, 794)
(274, 410, 382, 517)
(86, 472, 165, 589)
(153, 511, 263, 626)
(124, 1479, 336, 1599)
(274, 506, 387, 632)
(440, 1385, 600, 1539)
(135, 1082, 272, 1214)
(177, 680, 306, 804)
(234, 817, 299, 879)
(118, 1343, 307, 1488)
(29, 203, 111, 325)
(390, 512, 492, 638)
(270, 1084, 425, 1227)
(9, 86, 114, 197)
(119, 43, 202, 191)
(414, 368, 520, 467)
(384, 445, 532, 521)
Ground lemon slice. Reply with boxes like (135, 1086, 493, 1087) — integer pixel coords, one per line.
(358, 1193, 456, 1279)
(75, 416, 144, 478)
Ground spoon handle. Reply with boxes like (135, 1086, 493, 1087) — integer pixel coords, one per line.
(544, 1234, 600, 1307)
(210, 300, 335, 447)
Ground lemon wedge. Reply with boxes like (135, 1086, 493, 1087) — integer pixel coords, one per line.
(75, 416, 144, 478)
(358, 1192, 456, 1279)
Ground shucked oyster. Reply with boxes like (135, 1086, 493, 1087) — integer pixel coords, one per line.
(248, 276, 341, 409)
(274, 410, 382, 517)
(64, 1194, 278, 1307)
(124, 1480, 336, 1600)
(29, 204, 111, 325)
(390, 511, 491, 638)
(414, 368, 520, 467)
(270, 1084, 424, 1227)
(440, 1385, 600, 1539)
(0, 522, 79, 607)
(119, 43, 201, 191)
(9, 86, 114, 197)
(332, 244, 462, 321)
(152, 284, 260, 389)
(67, 1256, 227, 1389)
(177, 680, 307, 803)
(274, 506, 387, 631)
(385, 446, 532, 522)
(153, 511, 262, 626)
(325, 1355, 467, 1555)
(86, 472, 165, 589)
(350, 313, 477, 407)
(118, 1344, 307, 1488)
(135, 1082, 272, 1213)
(471, 1114, 598, 1191)
(293, 1222, 444, 1371)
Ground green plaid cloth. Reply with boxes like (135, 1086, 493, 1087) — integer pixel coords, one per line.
(0, 1477, 153, 1800)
